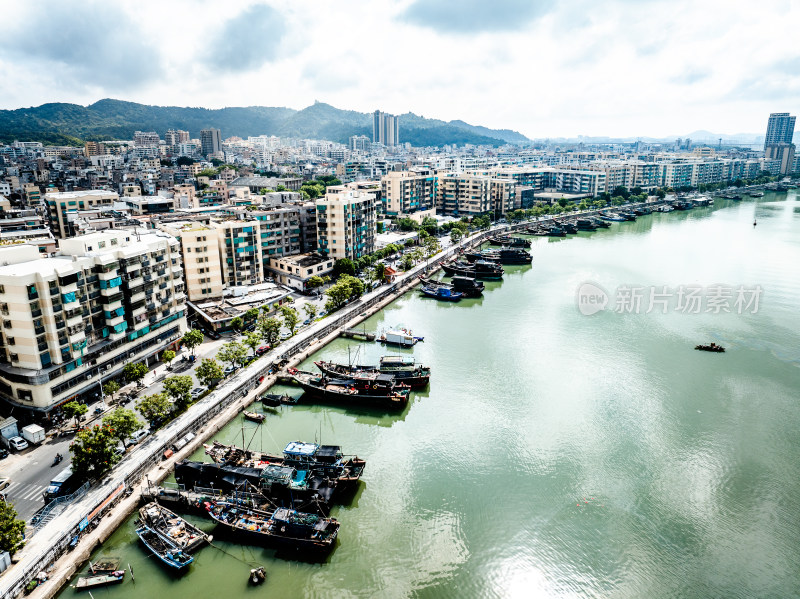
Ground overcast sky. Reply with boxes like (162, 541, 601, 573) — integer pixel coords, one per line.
(0, 0, 798, 139)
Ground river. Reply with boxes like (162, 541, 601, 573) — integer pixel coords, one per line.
(58, 192, 800, 598)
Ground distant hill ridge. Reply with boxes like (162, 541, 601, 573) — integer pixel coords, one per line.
(0, 99, 529, 147)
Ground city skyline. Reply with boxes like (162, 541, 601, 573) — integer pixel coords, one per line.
(0, 0, 798, 139)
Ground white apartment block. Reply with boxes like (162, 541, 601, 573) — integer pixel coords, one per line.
(0, 231, 186, 414)
(45, 190, 119, 238)
(157, 222, 224, 301)
(316, 187, 377, 260)
(381, 170, 437, 217)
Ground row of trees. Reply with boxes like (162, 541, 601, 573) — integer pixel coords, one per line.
(324, 275, 365, 312)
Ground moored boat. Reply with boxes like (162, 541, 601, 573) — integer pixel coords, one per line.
(487, 235, 530, 247)
(419, 275, 484, 298)
(575, 218, 599, 230)
(138, 502, 212, 553)
(261, 393, 289, 407)
(442, 259, 504, 280)
(244, 411, 266, 423)
(598, 212, 626, 222)
(315, 356, 431, 389)
(206, 502, 339, 555)
(420, 284, 463, 301)
(136, 524, 194, 570)
(749, 191, 764, 197)
(290, 369, 411, 411)
(462, 248, 532, 265)
(377, 327, 423, 346)
(75, 572, 125, 590)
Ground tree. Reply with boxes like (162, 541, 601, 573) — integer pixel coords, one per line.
(612, 186, 630, 200)
(70, 425, 120, 480)
(333, 258, 355, 277)
(557, 197, 568, 208)
(593, 199, 607, 209)
(372, 262, 387, 284)
(243, 331, 261, 356)
(123, 362, 148, 387)
(306, 275, 325, 292)
(102, 408, 140, 448)
(136, 393, 171, 427)
(396, 218, 419, 231)
(418, 228, 430, 241)
(244, 307, 259, 322)
(280, 305, 300, 336)
(176, 156, 195, 166)
(230, 316, 244, 333)
(182, 328, 204, 356)
(303, 303, 317, 322)
(656, 189, 667, 198)
(423, 235, 440, 257)
(611, 195, 626, 206)
(0, 500, 26, 555)
(196, 358, 224, 388)
(400, 255, 414, 271)
(63, 401, 88, 426)
(162, 350, 175, 370)
(258, 316, 282, 346)
(103, 381, 120, 403)
(450, 228, 463, 244)
(217, 341, 247, 370)
(276, 184, 288, 192)
(163, 375, 194, 410)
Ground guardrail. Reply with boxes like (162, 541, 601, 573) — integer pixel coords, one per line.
(30, 482, 90, 532)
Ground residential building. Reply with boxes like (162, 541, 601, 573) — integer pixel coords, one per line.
(84, 141, 107, 157)
(230, 176, 302, 193)
(0, 231, 186, 416)
(200, 128, 222, 156)
(45, 190, 119, 238)
(373, 110, 400, 146)
(269, 253, 334, 292)
(165, 129, 190, 146)
(349, 135, 371, 152)
(381, 170, 437, 217)
(134, 131, 160, 147)
(316, 186, 377, 260)
(764, 113, 795, 148)
(122, 196, 174, 216)
(765, 143, 796, 175)
(157, 222, 224, 301)
(436, 173, 492, 216)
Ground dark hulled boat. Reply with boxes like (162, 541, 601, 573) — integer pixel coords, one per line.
(575, 218, 599, 230)
(206, 502, 339, 555)
(136, 524, 194, 570)
(442, 259, 503, 280)
(139, 502, 212, 553)
(463, 248, 532, 264)
(695, 343, 725, 353)
(420, 275, 484, 298)
(487, 235, 530, 248)
(204, 439, 366, 494)
(420, 284, 463, 301)
(598, 212, 626, 222)
(555, 221, 578, 234)
(590, 217, 610, 228)
(290, 369, 410, 410)
(315, 356, 431, 389)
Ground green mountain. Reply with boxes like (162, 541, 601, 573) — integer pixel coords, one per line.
(0, 99, 528, 147)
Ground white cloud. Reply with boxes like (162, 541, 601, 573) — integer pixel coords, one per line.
(0, 0, 797, 138)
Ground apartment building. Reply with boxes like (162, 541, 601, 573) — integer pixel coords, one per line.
(157, 222, 224, 301)
(381, 170, 437, 217)
(316, 187, 377, 260)
(45, 190, 119, 238)
(270, 253, 334, 292)
(0, 231, 186, 415)
(436, 173, 492, 216)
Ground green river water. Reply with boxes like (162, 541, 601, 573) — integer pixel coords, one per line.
(58, 193, 800, 598)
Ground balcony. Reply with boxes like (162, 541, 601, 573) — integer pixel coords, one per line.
(126, 276, 144, 289)
(130, 291, 145, 303)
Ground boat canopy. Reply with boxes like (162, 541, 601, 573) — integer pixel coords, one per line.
(380, 356, 415, 366)
(284, 441, 318, 457)
(260, 464, 295, 484)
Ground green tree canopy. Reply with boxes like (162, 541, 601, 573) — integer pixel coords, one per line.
(217, 341, 247, 370)
(306, 275, 325, 291)
(303, 303, 318, 321)
(182, 328, 204, 356)
(163, 375, 194, 411)
(230, 316, 244, 332)
(0, 500, 26, 555)
(136, 393, 171, 427)
(162, 350, 175, 368)
(102, 408, 140, 448)
(63, 400, 88, 425)
(333, 258, 356, 277)
(258, 316, 282, 346)
(196, 358, 224, 388)
(103, 380, 120, 402)
(450, 228, 463, 244)
(70, 425, 120, 481)
(123, 362, 148, 386)
(280, 305, 300, 336)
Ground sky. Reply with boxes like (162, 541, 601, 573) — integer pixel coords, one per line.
(0, 0, 798, 140)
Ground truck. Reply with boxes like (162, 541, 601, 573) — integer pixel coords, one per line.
(43, 466, 81, 504)
(21, 424, 45, 445)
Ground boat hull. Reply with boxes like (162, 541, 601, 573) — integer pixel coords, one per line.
(441, 263, 503, 280)
(314, 361, 430, 389)
(293, 375, 409, 411)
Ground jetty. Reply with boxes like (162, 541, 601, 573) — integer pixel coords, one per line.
(339, 328, 376, 341)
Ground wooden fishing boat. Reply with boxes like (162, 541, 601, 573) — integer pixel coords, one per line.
(75, 571, 124, 590)
(487, 235, 530, 247)
(290, 369, 410, 410)
(420, 284, 463, 301)
(420, 275, 484, 298)
(135, 524, 194, 570)
(314, 356, 431, 389)
(206, 501, 339, 555)
(244, 411, 266, 423)
(139, 502, 211, 553)
(441, 259, 503, 280)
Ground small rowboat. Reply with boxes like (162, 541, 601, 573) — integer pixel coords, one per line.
(695, 343, 725, 353)
(244, 411, 266, 423)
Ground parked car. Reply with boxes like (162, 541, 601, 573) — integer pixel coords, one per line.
(0, 477, 10, 492)
(204, 328, 221, 340)
(190, 386, 207, 399)
(0, 448, 8, 459)
(127, 429, 149, 445)
(256, 345, 270, 356)
(8, 436, 28, 451)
